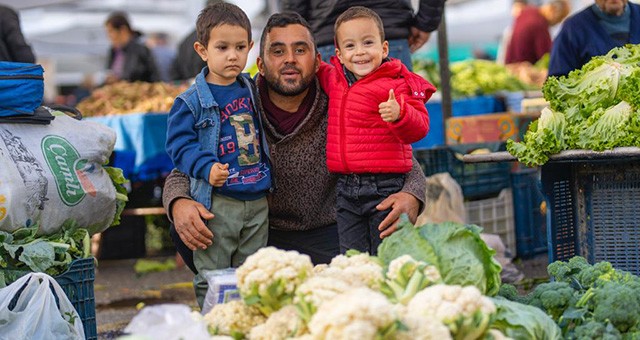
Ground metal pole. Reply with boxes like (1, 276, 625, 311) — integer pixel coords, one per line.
(437, 6, 452, 123)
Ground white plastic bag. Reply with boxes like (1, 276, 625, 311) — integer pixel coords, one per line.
(124, 304, 211, 340)
(416, 172, 467, 226)
(201, 268, 240, 315)
(0, 272, 84, 340)
(0, 113, 117, 235)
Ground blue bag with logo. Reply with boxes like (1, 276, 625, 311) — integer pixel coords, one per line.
(0, 61, 44, 117)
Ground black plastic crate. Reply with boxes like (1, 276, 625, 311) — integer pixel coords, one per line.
(5, 258, 97, 340)
(414, 142, 512, 199)
(541, 161, 640, 274)
(511, 168, 547, 259)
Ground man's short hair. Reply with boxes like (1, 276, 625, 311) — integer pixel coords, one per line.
(259, 12, 315, 59)
(196, 2, 251, 46)
(334, 6, 385, 46)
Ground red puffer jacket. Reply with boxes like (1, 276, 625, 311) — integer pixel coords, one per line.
(318, 57, 435, 174)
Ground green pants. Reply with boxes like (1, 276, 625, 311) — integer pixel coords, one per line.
(193, 193, 268, 308)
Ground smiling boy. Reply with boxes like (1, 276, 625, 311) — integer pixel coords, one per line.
(165, 2, 272, 307)
(317, 6, 435, 255)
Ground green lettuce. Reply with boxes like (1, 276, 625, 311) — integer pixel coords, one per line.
(105, 166, 128, 227)
(377, 217, 502, 296)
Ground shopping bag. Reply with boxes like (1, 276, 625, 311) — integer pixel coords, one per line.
(0, 62, 44, 117)
(0, 272, 84, 340)
(0, 112, 118, 235)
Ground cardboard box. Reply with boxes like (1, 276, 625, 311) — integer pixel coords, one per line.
(446, 112, 539, 145)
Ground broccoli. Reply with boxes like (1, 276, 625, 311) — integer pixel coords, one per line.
(525, 281, 578, 321)
(591, 282, 640, 333)
(497, 284, 528, 305)
(572, 321, 622, 340)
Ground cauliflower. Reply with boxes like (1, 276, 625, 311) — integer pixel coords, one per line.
(396, 314, 452, 340)
(315, 253, 385, 290)
(294, 276, 352, 322)
(248, 305, 308, 340)
(236, 247, 313, 316)
(203, 300, 266, 338)
(407, 284, 496, 340)
(382, 254, 442, 304)
(307, 287, 401, 340)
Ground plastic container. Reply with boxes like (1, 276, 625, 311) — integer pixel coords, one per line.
(465, 189, 516, 255)
(541, 160, 640, 275)
(5, 257, 97, 340)
(511, 168, 548, 259)
(414, 142, 512, 199)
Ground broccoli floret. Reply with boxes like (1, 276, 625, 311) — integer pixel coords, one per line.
(548, 257, 590, 286)
(572, 321, 622, 340)
(592, 282, 640, 333)
(576, 261, 616, 288)
(497, 284, 520, 301)
(526, 281, 578, 321)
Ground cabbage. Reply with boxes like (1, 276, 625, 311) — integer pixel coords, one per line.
(377, 217, 502, 296)
(491, 297, 563, 340)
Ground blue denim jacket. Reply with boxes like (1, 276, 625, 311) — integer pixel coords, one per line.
(179, 67, 272, 210)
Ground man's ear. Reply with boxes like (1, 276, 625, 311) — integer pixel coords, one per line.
(315, 52, 322, 72)
(194, 41, 207, 61)
(257, 56, 265, 76)
(382, 40, 389, 59)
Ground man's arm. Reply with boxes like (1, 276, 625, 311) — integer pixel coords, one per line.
(2, 7, 35, 63)
(162, 169, 214, 250)
(377, 158, 426, 237)
(279, 0, 310, 19)
(409, 0, 446, 52)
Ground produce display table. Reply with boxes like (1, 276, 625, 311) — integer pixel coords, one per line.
(464, 148, 640, 274)
(87, 112, 173, 182)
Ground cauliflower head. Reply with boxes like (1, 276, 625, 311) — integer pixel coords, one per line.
(407, 284, 496, 339)
(316, 253, 384, 290)
(203, 300, 266, 338)
(307, 287, 401, 340)
(383, 254, 442, 304)
(294, 276, 352, 323)
(236, 247, 313, 316)
(248, 305, 308, 340)
(396, 314, 452, 340)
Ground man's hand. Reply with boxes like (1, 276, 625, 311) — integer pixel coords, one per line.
(376, 192, 420, 238)
(378, 89, 401, 122)
(408, 27, 432, 53)
(172, 198, 214, 250)
(209, 162, 229, 187)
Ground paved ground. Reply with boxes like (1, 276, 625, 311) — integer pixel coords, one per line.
(93, 252, 550, 339)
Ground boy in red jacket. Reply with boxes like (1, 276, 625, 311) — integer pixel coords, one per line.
(317, 6, 435, 255)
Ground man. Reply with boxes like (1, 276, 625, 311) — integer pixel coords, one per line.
(280, 0, 445, 69)
(548, 0, 640, 77)
(0, 5, 35, 63)
(162, 12, 426, 268)
(505, 0, 570, 65)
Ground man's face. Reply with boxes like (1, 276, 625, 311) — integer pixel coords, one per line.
(595, 0, 628, 16)
(258, 24, 320, 96)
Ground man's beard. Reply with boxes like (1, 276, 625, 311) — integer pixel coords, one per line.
(263, 64, 315, 96)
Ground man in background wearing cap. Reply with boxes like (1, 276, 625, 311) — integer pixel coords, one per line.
(548, 0, 640, 76)
(505, 0, 570, 65)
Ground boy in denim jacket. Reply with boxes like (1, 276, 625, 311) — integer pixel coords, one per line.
(166, 2, 271, 307)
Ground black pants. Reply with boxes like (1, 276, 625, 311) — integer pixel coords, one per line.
(336, 173, 405, 255)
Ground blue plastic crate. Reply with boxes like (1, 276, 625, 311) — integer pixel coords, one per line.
(414, 142, 512, 199)
(5, 258, 97, 340)
(541, 160, 640, 274)
(511, 168, 547, 259)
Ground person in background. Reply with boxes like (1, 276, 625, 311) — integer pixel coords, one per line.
(163, 12, 426, 269)
(146, 32, 176, 83)
(280, 0, 445, 70)
(0, 5, 35, 63)
(505, 0, 570, 65)
(317, 7, 434, 255)
(548, 0, 640, 77)
(496, 0, 528, 65)
(104, 11, 160, 83)
(170, 0, 224, 82)
(165, 2, 272, 307)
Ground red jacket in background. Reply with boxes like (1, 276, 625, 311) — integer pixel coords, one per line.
(505, 6, 552, 64)
(318, 57, 435, 174)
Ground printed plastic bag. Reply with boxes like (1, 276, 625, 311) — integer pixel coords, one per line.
(415, 172, 466, 226)
(124, 304, 211, 340)
(0, 112, 117, 235)
(0, 272, 84, 340)
(201, 268, 240, 315)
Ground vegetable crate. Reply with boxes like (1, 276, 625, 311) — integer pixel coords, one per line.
(511, 168, 548, 259)
(465, 188, 516, 255)
(7, 257, 97, 340)
(541, 160, 640, 275)
(414, 142, 512, 199)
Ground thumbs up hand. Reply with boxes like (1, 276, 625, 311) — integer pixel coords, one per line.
(209, 162, 230, 187)
(378, 89, 400, 122)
